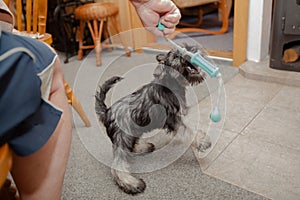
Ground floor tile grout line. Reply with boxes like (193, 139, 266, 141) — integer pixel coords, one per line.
(201, 130, 240, 171)
(203, 84, 284, 171)
(202, 169, 271, 200)
(201, 73, 253, 171)
(238, 85, 284, 135)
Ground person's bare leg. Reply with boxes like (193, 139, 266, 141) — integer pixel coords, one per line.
(11, 58, 72, 200)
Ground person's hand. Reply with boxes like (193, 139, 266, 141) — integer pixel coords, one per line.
(130, 0, 181, 37)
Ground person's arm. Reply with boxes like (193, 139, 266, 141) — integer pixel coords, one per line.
(129, 0, 181, 37)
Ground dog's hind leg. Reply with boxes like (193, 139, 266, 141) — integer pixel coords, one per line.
(176, 120, 211, 152)
(111, 146, 146, 195)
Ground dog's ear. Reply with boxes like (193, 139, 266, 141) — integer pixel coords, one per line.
(153, 64, 165, 79)
(156, 54, 166, 62)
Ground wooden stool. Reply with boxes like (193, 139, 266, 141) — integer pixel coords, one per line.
(74, 2, 131, 66)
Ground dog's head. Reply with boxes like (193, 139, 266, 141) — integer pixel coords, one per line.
(154, 45, 206, 86)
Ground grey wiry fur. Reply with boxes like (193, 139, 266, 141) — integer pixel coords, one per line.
(95, 46, 211, 195)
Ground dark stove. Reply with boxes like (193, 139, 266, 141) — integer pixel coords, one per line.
(270, 0, 300, 72)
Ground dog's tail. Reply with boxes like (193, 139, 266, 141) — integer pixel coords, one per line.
(95, 76, 123, 121)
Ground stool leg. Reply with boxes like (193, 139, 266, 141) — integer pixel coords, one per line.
(78, 20, 85, 60)
(96, 20, 104, 66)
(87, 19, 104, 66)
(110, 16, 131, 57)
(103, 21, 113, 52)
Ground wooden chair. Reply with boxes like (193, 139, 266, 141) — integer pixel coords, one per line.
(170, 0, 231, 38)
(4, 0, 91, 127)
(4, 0, 52, 44)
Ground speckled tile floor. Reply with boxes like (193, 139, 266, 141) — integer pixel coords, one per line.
(197, 60, 300, 200)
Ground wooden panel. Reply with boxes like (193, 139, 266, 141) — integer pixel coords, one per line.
(108, 0, 132, 31)
(206, 49, 233, 59)
(233, 0, 249, 67)
(97, 0, 156, 51)
(94, 0, 131, 47)
(128, 2, 156, 52)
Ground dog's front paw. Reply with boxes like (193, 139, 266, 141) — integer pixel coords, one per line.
(112, 169, 146, 195)
(198, 139, 212, 152)
(119, 177, 146, 195)
(193, 130, 211, 152)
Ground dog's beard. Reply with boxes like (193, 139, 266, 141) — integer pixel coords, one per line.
(183, 65, 206, 85)
(156, 63, 205, 88)
(156, 49, 206, 86)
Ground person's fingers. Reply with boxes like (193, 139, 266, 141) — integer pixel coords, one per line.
(162, 27, 176, 36)
(161, 12, 181, 30)
(162, 21, 177, 28)
(142, 25, 165, 37)
(164, 13, 181, 24)
(132, 0, 181, 36)
(152, 28, 165, 37)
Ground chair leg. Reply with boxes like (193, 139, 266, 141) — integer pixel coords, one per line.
(178, 9, 204, 27)
(218, 0, 229, 33)
(70, 92, 91, 127)
(0, 144, 17, 199)
(64, 80, 91, 127)
(169, 0, 229, 39)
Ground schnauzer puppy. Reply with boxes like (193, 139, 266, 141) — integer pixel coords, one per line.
(95, 46, 211, 195)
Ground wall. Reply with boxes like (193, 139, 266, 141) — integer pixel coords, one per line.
(247, 0, 273, 62)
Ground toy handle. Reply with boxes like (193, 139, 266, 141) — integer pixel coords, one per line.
(190, 53, 220, 78)
(157, 20, 166, 31)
